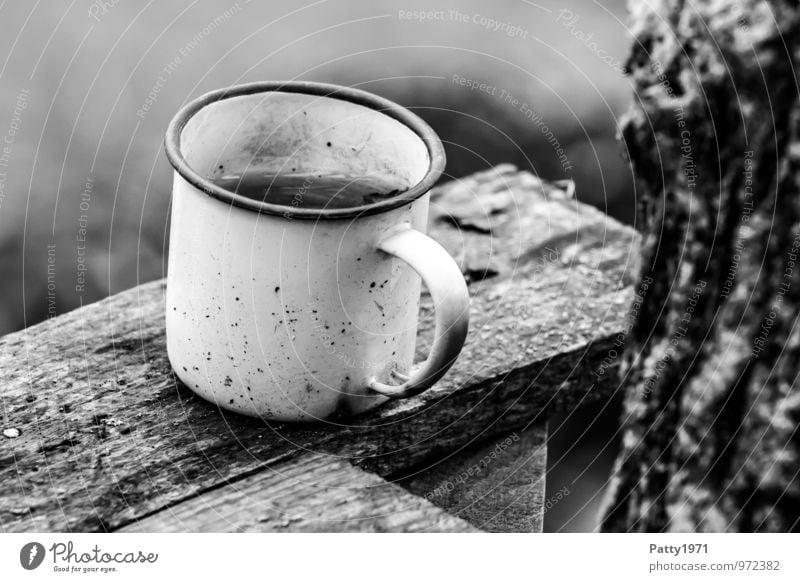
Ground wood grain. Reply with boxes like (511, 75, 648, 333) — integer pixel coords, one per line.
(0, 166, 638, 532)
(399, 425, 547, 532)
(119, 454, 477, 533)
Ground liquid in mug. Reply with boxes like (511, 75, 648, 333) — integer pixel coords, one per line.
(210, 170, 406, 210)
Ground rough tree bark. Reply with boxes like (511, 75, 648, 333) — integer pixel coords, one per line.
(602, 0, 800, 532)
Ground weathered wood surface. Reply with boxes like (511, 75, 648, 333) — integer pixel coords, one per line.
(400, 425, 547, 532)
(0, 165, 638, 532)
(602, 0, 800, 532)
(119, 454, 477, 533)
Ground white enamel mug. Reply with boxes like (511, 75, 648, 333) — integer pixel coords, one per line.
(164, 81, 469, 421)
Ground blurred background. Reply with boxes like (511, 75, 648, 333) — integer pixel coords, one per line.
(0, 0, 634, 531)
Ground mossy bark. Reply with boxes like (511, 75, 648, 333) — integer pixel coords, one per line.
(602, 0, 800, 532)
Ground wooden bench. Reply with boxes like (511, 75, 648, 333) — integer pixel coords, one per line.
(0, 165, 638, 533)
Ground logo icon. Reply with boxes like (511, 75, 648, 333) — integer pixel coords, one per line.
(20, 542, 46, 570)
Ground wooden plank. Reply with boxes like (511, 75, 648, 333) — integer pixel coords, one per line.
(0, 166, 638, 532)
(398, 424, 547, 532)
(119, 453, 476, 532)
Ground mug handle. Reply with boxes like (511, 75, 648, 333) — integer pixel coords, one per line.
(369, 225, 470, 398)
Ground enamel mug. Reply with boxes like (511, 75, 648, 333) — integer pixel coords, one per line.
(164, 81, 469, 421)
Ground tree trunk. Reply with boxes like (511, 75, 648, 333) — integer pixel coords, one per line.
(601, 0, 800, 532)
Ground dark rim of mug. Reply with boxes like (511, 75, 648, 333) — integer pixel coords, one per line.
(164, 81, 446, 220)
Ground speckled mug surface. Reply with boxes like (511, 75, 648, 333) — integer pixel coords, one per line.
(164, 81, 469, 421)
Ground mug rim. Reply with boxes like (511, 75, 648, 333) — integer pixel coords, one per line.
(164, 81, 446, 220)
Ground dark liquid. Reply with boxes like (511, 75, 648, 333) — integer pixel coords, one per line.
(210, 171, 406, 210)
